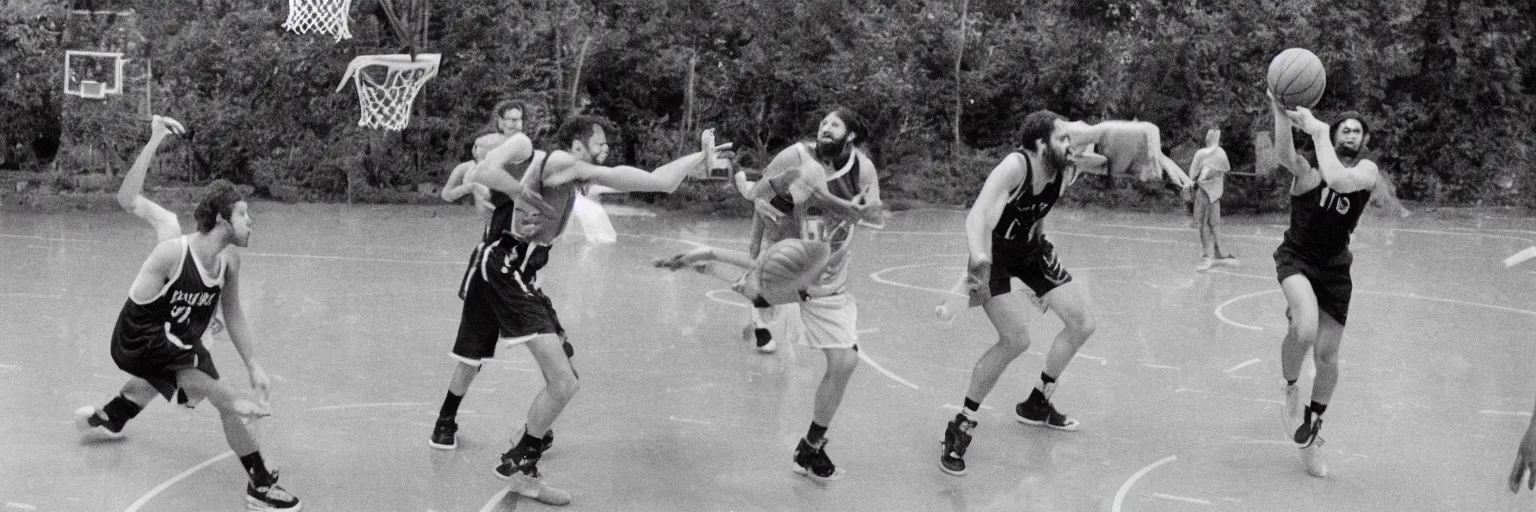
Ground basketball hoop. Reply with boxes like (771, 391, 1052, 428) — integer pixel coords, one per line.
(283, 0, 353, 41)
(335, 53, 440, 131)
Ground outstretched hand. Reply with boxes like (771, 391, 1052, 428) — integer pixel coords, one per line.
(700, 128, 734, 166)
(150, 115, 186, 139)
(654, 248, 712, 272)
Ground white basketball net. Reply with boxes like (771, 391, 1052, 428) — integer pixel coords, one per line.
(336, 54, 440, 131)
(283, 0, 353, 42)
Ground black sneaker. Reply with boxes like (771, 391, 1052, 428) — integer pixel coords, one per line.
(245, 471, 301, 511)
(74, 406, 125, 442)
(940, 415, 978, 476)
(428, 417, 457, 450)
(494, 448, 571, 505)
(754, 328, 776, 353)
(1014, 393, 1080, 431)
(1294, 417, 1328, 477)
(537, 430, 554, 456)
(792, 438, 845, 483)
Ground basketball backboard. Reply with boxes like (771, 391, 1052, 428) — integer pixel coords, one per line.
(64, 50, 125, 100)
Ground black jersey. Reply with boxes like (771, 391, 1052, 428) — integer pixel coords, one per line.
(484, 152, 552, 243)
(111, 236, 225, 353)
(993, 154, 1064, 249)
(1283, 179, 1370, 254)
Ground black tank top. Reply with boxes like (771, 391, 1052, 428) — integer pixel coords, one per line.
(113, 236, 225, 349)
(993, 154, 1063, 246)
(484, 153, 552, 243)
(1283, 179, 1370, 253)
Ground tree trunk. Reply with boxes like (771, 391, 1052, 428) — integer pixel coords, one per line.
(684, 49, 698, 133)
(569, 34, 593, 117)
(952, 0, 968, 153)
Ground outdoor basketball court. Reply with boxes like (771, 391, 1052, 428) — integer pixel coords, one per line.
(2, 202, 1532, 511)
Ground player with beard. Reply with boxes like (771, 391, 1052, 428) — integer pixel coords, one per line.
(1268, 91, 1382, 478)
(452, 115, 726, 504)
(938, 111, 1187, 476)
(73, 116, 300, 510)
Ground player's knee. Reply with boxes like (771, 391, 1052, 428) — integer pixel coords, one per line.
(1069, 311, 1097, 339)
(1313, 345, 1340, 367)
(998, 331, 1031, 352)
(550, 373, 581, 402)
(827, 349, 859, 375)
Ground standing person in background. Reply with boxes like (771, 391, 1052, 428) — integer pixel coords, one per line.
(1190, 128, 1237, 272)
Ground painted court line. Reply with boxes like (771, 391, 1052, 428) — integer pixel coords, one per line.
(1213, 289, 1276, 331)
(123, 450, 235, 512)
(304, 402, 426, 412)
(669, 416, 714, 425)
(869, 263, 963, 297)
(243, 251, 459, 265)
(1223, 358, 1261, 373)
(857, 349, 920, 390)
(1143, 364, 1180, 370)
(942, 403, 997, 411)
(1113, 455, 1177, 512)
(1075, 354, 1108, 365)
(1479, 410, 1535, 417)
(705, 289, 751, 308)
(1151, 493, 1211, 505)
(477, 487, 512, 512)
(6, 503, 37, 511)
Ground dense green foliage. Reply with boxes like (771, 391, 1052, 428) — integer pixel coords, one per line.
(2, 0, 1531, 210)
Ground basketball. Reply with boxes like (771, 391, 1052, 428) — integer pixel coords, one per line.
(1267, 48, 1326, 109)
(737, 239, 832, 305)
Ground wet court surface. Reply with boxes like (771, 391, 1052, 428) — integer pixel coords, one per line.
(3, 201, 1534, 511)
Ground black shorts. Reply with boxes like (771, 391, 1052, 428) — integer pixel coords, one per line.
(110, 334, 219, 403)
(1273, 242, 1353, 325)
(989, 238, 1073, 298)
(453, 238, 566, 365)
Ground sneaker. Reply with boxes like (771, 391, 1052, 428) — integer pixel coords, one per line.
(494, 451, 571, 506)
(246, 472, 301, 511)
(1216, 255, 1240, 267)
(428, 417, 457, 450)
(755, 328, 777, 353)
(1195, 258, 1215, 272)
(74, 406, 125, 442)
(940, 416, 978, 476)
(1281, 384, 1301, 436)
(1015, 394, 1079, 432)
(1294, 417, 1328, 478)
(792, 438, 846, 483)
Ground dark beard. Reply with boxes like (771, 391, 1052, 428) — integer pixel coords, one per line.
(1043, 146, 1073, 174)
(1335, 144, 1360, 159)
(815, 137, 848, 162)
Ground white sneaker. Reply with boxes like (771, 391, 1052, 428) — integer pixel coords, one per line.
(1281, 384, 1301, 436)
(508, 472, 572, 506)
(1216, 256, 1240, 267)
(74, 406, 124, 442)
(1294, 416, 1327, 478)
(1195, 258, 1215, 272)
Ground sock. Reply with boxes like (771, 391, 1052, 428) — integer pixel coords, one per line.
(239, 451, 273, 486)
(806, 422, 828, 446)
(1037, 372, 1058, 399)
(1309, 401, 1327, 421)
(1286, 379, 1297, 387)
(511, 429, 544, 457)
(961, 398, 981, 420)
(100, 395, 142, 432)
(438, 391, 464, 420)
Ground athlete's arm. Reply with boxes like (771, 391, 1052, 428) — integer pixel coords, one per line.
(966, 155, 1026, 265)
(118, 116, 184, 243)
(573, 130, 729, 193)
(1369, 169, 1412, 217)
(125, 239, 182, 304)
(851, 153, 885, 224)
(218, 251, 271, 403)
(1268, 90, 1313, 179)
(468, 135, 557, 216)
(441, 161, 477, 202)
(1286, 107, 1379, 192)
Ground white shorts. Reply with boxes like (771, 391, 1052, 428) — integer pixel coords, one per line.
(798, 293, 858, 350)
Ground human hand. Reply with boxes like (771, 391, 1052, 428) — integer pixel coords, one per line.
(150, 115, 186, 139)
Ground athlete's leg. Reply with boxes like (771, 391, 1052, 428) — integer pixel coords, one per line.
(1279, 275, 1320, 384)
(812, 347, 859, 428)
(523, 333, 580, 439)
(964, 292, 1034, 403)
(1039, 281, 1097, 379)
(1311, 312, 1345, 407)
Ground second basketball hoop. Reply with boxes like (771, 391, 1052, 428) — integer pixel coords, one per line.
(335, 53, 440, 131)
